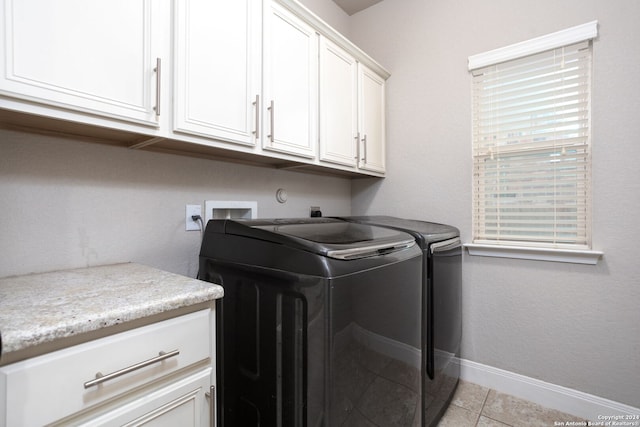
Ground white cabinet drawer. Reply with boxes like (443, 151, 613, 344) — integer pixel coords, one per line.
(0, 309, 212, 427)
(72, 368, 212, 427)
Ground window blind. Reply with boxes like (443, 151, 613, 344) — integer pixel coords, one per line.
(471, 40, 592, 249)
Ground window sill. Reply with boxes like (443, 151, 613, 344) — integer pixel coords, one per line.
(464, 243, 603, 265)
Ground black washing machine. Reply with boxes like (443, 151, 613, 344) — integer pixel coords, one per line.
(199, 217, 425, 426)
(335, 216, 462, 426)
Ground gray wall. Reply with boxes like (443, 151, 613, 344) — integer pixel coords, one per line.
(0, 1, 352, 279)
(300, 0, 351, 36)
(346, 0, 640, 407)
(0, 129, 352, 278)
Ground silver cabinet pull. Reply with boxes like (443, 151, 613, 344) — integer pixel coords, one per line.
(83, 349, 179, 389)
(267, 100, 275, 143)
(354, 133, 360, 160)
(362, 134, 368, 163)
(153, 57, 161, 117)
(205, 385, 216, 427)
(252, 94, 260, 139)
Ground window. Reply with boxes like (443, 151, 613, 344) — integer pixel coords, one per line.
(467, 22, 602, 264)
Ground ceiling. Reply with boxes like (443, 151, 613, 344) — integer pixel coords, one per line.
(332, 0, 383, 15)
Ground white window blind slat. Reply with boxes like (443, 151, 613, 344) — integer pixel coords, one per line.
(476, 111, 589, 135)
(476, 86, 590, 117)
(476, 121, 589, 147)
(474, 59, 591, 94)
(477, 89, 589, 114)
(471, 38, 593, 250)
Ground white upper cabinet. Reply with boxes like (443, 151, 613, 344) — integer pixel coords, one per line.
(0, 0, 388, 176)
(262, 1, 318, 159)
(319, 37, 359, 168)
(173, 0, 261, 146)
(319, 37, 386, 174)
(358, 64, 386, 174)
(0, 0, 166, 126)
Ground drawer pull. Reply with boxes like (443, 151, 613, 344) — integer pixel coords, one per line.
(205, 385, 216, 427)
(83, 349, 180, 389)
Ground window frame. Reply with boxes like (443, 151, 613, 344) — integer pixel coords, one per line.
(466, 21, 603, 265)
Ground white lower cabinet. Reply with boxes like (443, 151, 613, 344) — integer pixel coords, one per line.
(0, 309, 215, 427)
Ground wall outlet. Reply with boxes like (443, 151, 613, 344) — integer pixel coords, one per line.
(185, 204, 202, 231)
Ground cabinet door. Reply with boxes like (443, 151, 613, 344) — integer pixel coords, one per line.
(74, 368, 213, 427)
(0, 0, 164, 126)
(319, 37, 358, 168)
(358, 65, 386, 174)
(263, 1, 318, 159)
(174, 0, 261, 146)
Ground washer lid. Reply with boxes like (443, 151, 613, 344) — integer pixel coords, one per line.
(212, 218, 416, 260)
(338, 216, 459, 246)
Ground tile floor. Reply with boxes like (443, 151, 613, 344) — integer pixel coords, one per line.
(331, 336, 588, 426)
(438, 380, 587, 427)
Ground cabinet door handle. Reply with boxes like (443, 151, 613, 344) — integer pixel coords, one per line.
(362, 134, 368, 162)
(252, 94, 260, 139)
(83, 349, 180, 389)
(206, 385, 216, 427)
(153, 57, 162, 117)
(267, 100, 275, 143)
(354, 133, 360, 160)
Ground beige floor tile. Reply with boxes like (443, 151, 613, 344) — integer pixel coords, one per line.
(482, 390, 582, 427)
(477, 415, 513, 426)
(451, 380, 490, 413)
(437, 404, 480, 427)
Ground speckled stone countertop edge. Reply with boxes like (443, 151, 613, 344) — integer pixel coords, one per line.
(0, 263, 224, 361)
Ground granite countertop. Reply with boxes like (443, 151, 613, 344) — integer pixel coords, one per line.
(0, 263, 224, 364)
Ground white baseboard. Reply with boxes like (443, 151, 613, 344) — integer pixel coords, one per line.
(458, 358, 640, 421)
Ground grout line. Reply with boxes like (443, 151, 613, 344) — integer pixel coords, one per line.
(473, 389, 489, 427)
(478, 387, 490, 418)
(476, 388, 519, 427)
(472, 410, 482, 427)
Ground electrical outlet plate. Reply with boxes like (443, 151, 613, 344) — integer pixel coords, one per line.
(185, 204, 202, 231)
